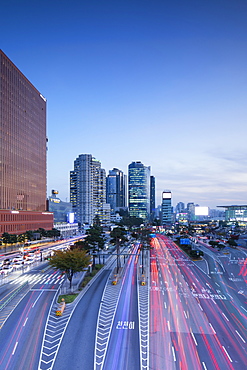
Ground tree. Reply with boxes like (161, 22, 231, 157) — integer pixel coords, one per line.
(49, 249, 91, 289)
(9, 234, 17, 250)
(227, 239, 238, 248)
(137, 228, 151, 274)
(83, 225, 105, 265)
(118, 216, 143, 229)
(25, 230, 34, 241)
(209, 240, 219, 248)
(110, 227, 128, 273)
(71, 239, 88, 251)
(17, 234, 26, 245)
(2, 232, 11, 252)
(47, 228, 61, 239)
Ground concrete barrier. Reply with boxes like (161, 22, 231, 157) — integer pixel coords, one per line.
(112, 274, 118, 285)
(56, 298, 66, 316)
(140, 274, 146, 286)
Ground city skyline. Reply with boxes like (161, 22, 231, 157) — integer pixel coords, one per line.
(1, 1, 246, 209)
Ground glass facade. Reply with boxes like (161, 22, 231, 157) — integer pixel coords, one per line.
(0, 50, 47, 212)
(162, 191, 172, 225)
(48, 195, 73, 223)
(150, 175, 155, 221)
(106, 168, 126, 214)
(128, 161, 150, 220)
(218, 205, 247, 222)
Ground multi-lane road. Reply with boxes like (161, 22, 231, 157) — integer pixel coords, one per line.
(0, 235, 246, 369)
(150, 235, 247, 370)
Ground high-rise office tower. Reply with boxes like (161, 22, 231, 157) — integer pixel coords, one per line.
(187, 202, 195, 221)
(128, 161, 151, 220)
(150, 175, 155, 221)
(161, 190, 172, 225)
(106, 168, 126, 214)
(70, 154, 107, 227)
(0, 50, 53, 235)
(175, 202, 185, 213)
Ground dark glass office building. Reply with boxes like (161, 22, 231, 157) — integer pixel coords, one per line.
(106, 168, 126, 214)
(161, 190, 172, 225)
(0, 50, 53, 235)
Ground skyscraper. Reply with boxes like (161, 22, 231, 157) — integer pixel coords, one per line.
(70, 154, 108, 227)
(106, 168, 126, 214)
(0, 50, 53, 235)
(150, 175, 156, 221)
(128, 161, 150, 220)
(161, 190, 172, 225)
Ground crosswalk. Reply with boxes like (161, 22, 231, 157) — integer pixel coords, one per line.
(9, 271, 65, 287)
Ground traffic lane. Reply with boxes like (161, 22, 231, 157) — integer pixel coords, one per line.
(103, 251, 140, 370)
(0, 289, 56, 370)
(168, 250, 247, 367)
(7, 268, 65, 291)
(0, 264, 53, 300)
(191, 251, 247, 335)
(53, 269, 111, 370)
(153, 236, 241, 369)
(150, 239, 209, 370)
(150, 256, 177, 370)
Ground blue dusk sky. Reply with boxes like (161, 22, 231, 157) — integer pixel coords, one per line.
(1, 0, 247, 209)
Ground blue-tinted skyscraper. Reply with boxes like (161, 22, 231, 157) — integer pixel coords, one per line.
(128, 161, 151, 220)
(150, 175, 155, 221)
(106, 168, 126, 214)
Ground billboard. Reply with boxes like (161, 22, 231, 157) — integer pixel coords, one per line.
(67, 213, 75, 224)
(195, 206, 209, 216)
(163, 192, 172, 199)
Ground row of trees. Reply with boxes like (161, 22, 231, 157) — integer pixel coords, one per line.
(49, 219, 153, 289)
(175, 238, 204, 260)
(49, 221, 129, 288)
(208, 239, 238, 249)
(1, 228, 61, 252)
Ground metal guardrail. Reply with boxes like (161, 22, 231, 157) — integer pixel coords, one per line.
(0, 281, 29, 311)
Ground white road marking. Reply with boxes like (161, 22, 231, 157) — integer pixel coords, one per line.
(12, 342, 18, 355)
(23, 317, 28, 327)
(191, 332, 198, 345)
(235, 330, 246, 343)
(209, 323, 216, 334)
(32, 291, 43, 308)
(222, 312, 229, 321)
(222, 346, 233, 362)
(171, 346, 176, 361)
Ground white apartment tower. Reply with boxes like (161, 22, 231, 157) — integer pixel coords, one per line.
(70, 154, 107, 227)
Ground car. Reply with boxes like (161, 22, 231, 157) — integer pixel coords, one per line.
(12, 261, 24, 269)
(0, 265, 13, 275)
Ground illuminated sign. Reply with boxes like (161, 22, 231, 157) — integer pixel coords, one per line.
(163, 192, 172, 199)
(67, 213, 75, 224)
(51, 198, 61, 203)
